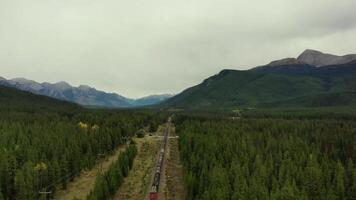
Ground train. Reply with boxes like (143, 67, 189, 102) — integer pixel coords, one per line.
(150, 126, 169, 200)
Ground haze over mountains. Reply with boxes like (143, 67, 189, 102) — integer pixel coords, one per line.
(0, 78, 173, 108)
(2, 49, 356, 110)
(162, 49, 356, 109)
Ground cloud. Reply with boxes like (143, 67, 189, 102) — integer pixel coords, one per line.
(0, 0, 355, 97)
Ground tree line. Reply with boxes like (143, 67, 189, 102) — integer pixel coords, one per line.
(176, 116, 356, 200)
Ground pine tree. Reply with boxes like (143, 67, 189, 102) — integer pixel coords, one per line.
(231, 177, 248, 200)
(0, 191, 3, 200)
(276, 180, 297, 200)
(15, 170, 28, 200)
(348, 168, 356, 200)
(334, 161, 345, 199)
(304, 155, 323, 200)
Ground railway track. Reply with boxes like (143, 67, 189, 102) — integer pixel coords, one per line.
(149, 122, 170, 200)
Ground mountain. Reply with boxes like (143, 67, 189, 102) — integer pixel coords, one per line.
(2, 78, 131, 107)
(161, 49, 356, 110)
(297, 49, 356, 67)
(130, 94, 174, 107)
(267, 49, 356, 67)
(0, 85, 81, 113)
(0, 78, 172, 108)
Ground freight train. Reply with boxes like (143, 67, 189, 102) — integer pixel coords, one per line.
(150, 125, 169, 200)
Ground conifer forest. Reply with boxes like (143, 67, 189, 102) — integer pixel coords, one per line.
(0, 107, 165, 200)
(175, 113, 356, 200)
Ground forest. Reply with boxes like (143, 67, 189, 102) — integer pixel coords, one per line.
(0, 108, 166, 200)
(176, 115, 356, 200)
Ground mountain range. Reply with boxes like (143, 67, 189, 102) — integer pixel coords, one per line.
(162, 49, 356, 110)
(2, 49, 356, 110)
(0, 84, 82, 113)
(0, 78, 173, 108)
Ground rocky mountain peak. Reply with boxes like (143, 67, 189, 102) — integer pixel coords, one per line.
(10, 77, 34, 83)
(265, 49, 356, 67)
(78, 85, 92, 90)
(297, 49, 356, 67)
(9, 78, 43, 91)
(52, 81, 72, 90)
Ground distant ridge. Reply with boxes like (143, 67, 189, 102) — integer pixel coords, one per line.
(267, 58, 305, 67)
(267, 49, 356, 67)
(0, 78, 172, 108)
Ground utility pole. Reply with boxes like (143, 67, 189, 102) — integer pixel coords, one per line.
(97, 153, 106, 174)
(35, 162, 51, 200)
(121, 136, 129, 146)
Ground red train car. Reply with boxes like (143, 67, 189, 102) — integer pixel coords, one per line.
(150, 192, 158, 200)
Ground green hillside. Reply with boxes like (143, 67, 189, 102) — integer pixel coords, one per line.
(161, 64, 356, 110)
(260, 92, 356, 108)
(0, 85, 82, 113)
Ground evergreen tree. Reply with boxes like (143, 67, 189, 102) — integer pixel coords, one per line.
(334, 161, 345, 199)
(15, 170, 28, 200)
(348, 168, 356, 200)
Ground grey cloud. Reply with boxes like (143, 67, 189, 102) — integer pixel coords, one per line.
(0, 0, 355, 97)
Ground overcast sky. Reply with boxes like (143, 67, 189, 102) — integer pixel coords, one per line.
(1, 0, 356, 98)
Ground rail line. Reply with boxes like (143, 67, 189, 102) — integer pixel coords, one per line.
(149, 123, 169, 200)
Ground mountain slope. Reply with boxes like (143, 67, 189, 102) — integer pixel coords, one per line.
(162, 52, 356, 110)
(0, 85, 82, 112)
(260, 92, 356, 108)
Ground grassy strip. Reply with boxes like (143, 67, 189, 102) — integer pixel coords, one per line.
(87, 144, 137, 200)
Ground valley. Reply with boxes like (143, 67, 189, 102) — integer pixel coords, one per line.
(1, 49, 356, 200)
(2, 0, 356, 199)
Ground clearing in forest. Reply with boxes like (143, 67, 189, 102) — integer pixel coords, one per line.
(113, 135, 161, 200)
(53, 145, 126, 200)
(113, 125, 169, 200)
(157, 123, 186, 200)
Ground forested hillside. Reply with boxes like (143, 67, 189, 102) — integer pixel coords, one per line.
(175, 115, 356, 199)
(0, 85, 81, 113)
(162, 63, 356, 110)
